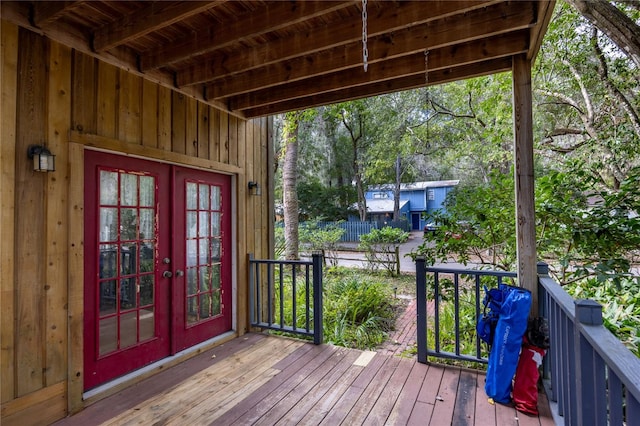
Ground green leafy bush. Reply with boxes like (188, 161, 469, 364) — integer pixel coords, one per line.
(566, 278, 640, 357)
(299, 221, 345, 266)
(323, 270, 396, 349)
(359, 227, 409, 275)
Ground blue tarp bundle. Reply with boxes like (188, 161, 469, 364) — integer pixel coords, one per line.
(484, 284, 532, 403)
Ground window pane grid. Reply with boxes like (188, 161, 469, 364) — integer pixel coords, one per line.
(97, 168, 157, 356)
(185, 180, 223, 325)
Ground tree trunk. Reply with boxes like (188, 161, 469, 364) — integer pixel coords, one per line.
(283, 112, 300, 260)
(393, 155, 401, 221)
(567, 0, 640, 68)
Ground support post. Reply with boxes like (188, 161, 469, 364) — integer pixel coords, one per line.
(512, 54, 538, 314)
(312, 252, 323, 345)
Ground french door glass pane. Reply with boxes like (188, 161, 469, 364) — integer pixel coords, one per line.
(120, 174, 138, 206)
(184, 180, 224, 325)
(100, 171, 118, 205)
(100, 209, 118, 242)
(97, 168, 158, 356)
(120, 311, 138, 349)
(139, 176, 154, 207)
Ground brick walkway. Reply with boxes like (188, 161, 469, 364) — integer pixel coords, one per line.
(378, 298, 435, 357)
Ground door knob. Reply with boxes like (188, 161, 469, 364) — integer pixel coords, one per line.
(175, 270, 184, 277)
(162, 271, 173, 278)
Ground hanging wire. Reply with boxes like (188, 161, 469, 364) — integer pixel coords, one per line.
(362, 0, 368, 72)
(425, 50, 430, 148)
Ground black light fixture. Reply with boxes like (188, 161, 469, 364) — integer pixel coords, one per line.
(27, 145, 56, 172)
(248, 181, 261, 196)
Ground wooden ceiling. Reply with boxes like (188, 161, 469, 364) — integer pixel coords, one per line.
(2, 1, 555, 119)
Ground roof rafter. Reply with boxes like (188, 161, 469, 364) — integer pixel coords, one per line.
(176, 0, 500, 87)
(241, 57, 514, 118)
(32, 1, 84, 27)
(93, 1, 224, 52)
(140, 1, 356, 71)
(228, 30, 530, 111)
(207, 2, 535, 100)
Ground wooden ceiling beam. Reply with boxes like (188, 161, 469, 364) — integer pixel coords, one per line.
(241, 57, 514, 118)
(140, 1, 356, 71)
(207, 2, 535, 99)
(228, 30, 530, 110)
(93, 1, 223, 52)
(176, 0, 500, 87)
(33, 1, 84, 27)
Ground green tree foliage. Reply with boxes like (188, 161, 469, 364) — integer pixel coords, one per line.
(417, 170, 517, 271)
(535, 1, 639, 189)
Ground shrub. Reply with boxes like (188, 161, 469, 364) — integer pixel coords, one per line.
(358, 227, 409, 275)
(323, 271, 396, 349)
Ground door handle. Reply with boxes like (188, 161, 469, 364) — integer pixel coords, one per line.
(175, 270, 184, 277)
(162, 271, 173, 278)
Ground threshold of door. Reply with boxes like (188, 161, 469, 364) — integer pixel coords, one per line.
(83, 331, 237, 404)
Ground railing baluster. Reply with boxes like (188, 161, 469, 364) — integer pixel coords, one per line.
(454, 272, 460, 356)
(434, 271, 440, 353)
(305, 264, 310, 332)
(292, 264, 297, 331)
(249, 254, 255, 326)
(474, 274, 481, 360)
(267, 263, 273, 326)
(415, 256, 427, 364)
(312, 252, 323, 345)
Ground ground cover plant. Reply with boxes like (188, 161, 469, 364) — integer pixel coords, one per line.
(270, 265, 398, 350)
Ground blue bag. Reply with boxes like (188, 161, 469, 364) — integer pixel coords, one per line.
(484, 284, 532, 404)
(476, 286, 504, 345)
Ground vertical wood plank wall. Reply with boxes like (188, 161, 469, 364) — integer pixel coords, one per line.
(0, 23, 271, 425)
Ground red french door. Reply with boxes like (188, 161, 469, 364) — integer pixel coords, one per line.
(84, 151, 232, 390)
(172, 166, 232, 352)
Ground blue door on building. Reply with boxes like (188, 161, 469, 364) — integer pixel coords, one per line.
(411, 213, 421, 230)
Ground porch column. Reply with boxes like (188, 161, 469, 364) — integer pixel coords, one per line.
(512, 54, 537, 314)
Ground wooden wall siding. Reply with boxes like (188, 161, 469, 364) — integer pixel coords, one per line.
(1, 21, 19, 406)
(1, 22, 271, 424)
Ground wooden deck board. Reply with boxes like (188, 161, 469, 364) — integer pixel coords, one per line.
(452, 370, 478, 426)
(272, 348, 361, 425)
(385, 360, 429, 425)
(229, 344, 339, 425)
(52, 334, 555, 426)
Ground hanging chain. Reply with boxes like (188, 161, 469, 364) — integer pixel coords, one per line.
(425, 50, 430, 146)
(424, 50, 429, 86)
(362, 0, 369, 72)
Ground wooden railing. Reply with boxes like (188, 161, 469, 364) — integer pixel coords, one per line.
(414, 257, 640, 424)
(538, 263, 640, 426)
(248, 253, 323, 344)
(414, 257, 518, 365)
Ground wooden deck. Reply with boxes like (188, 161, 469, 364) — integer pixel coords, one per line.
(53, 333, 555, 426)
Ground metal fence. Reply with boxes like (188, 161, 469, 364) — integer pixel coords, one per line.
(248, 253, 323, 344)
(414, 257, 517, 365)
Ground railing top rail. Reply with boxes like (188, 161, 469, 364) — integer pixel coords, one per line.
(424, 265, 517, 278)
(538, 274, 576, 318)
(249, 258, 313, 266)
(581, 319, 640, 399)
(539, 273, 640, 400)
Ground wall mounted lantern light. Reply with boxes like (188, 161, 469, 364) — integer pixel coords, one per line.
(27, 145, 56, 172)
(248, 181, 261, 196)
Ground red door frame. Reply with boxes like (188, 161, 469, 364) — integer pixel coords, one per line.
(84, 152, 233, 390)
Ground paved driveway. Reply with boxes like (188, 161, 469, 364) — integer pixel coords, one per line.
(332, 231, 425, 273)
